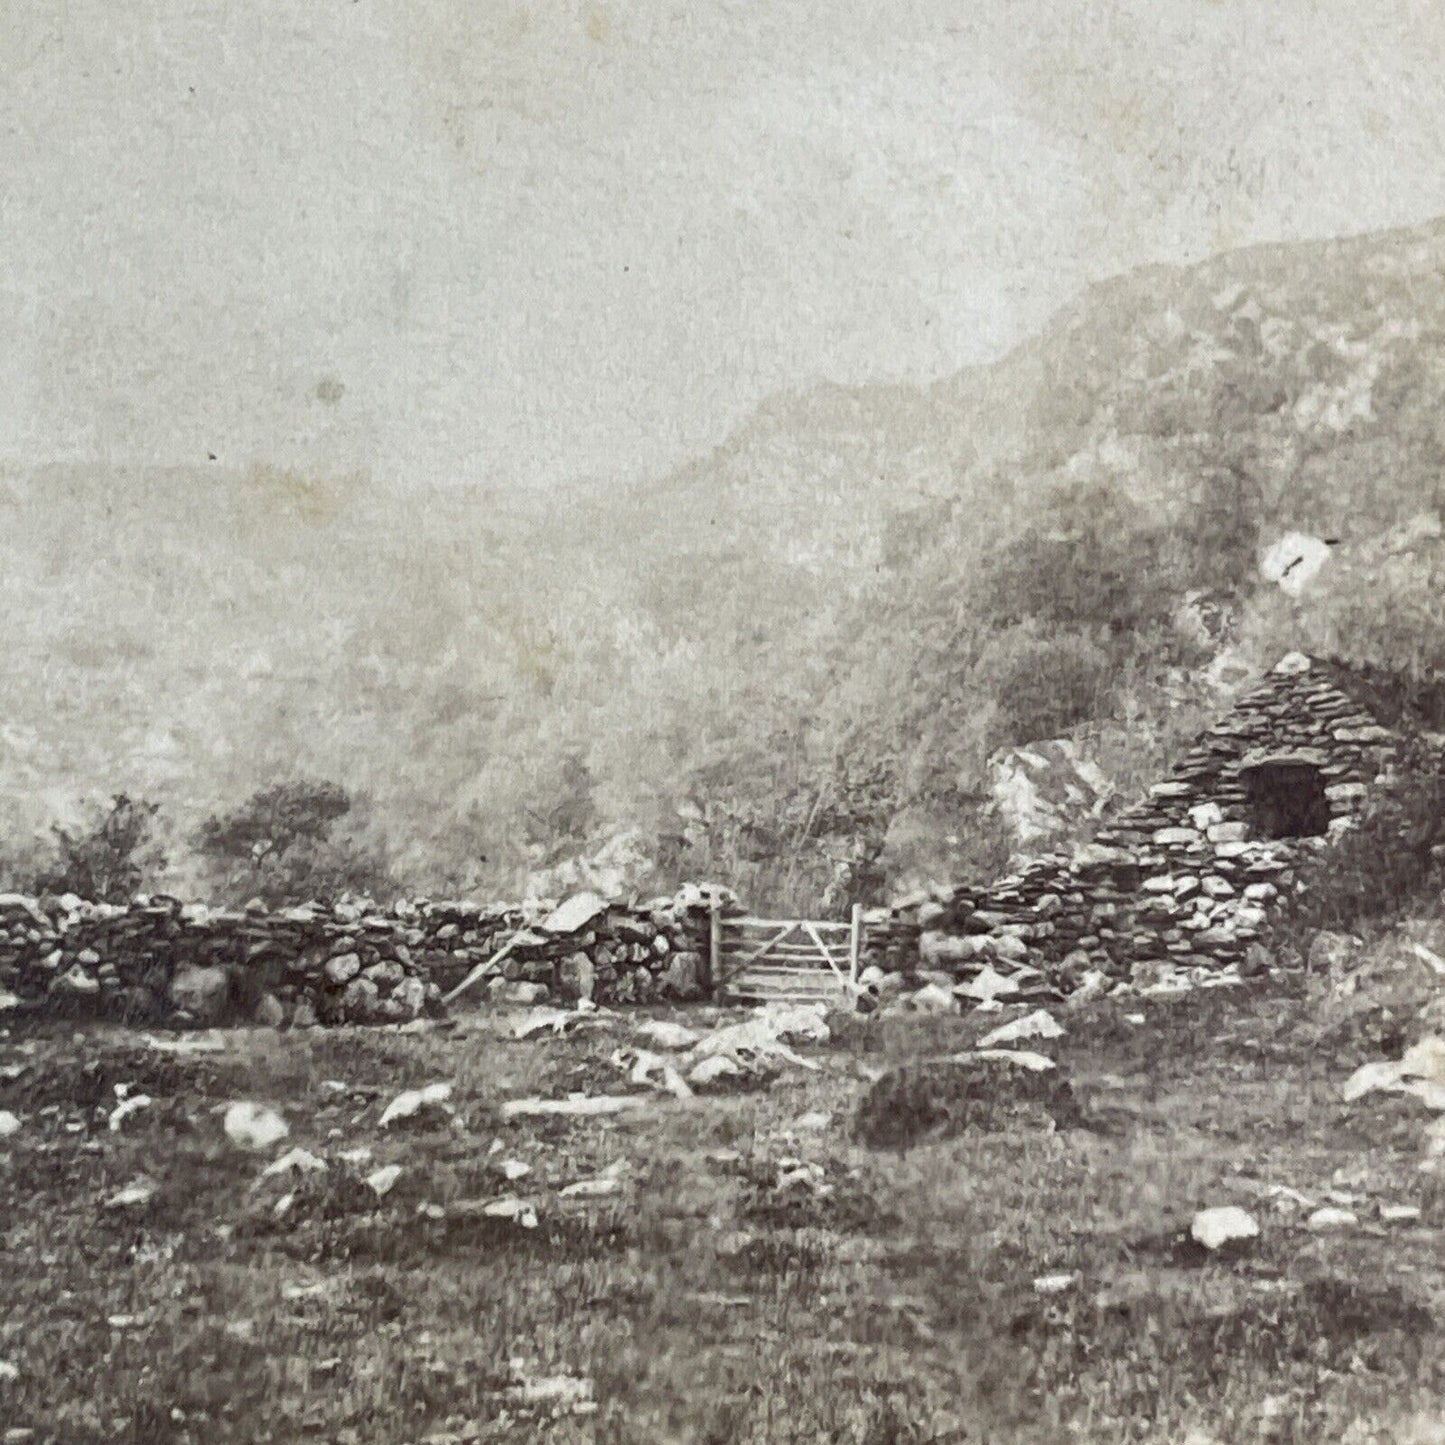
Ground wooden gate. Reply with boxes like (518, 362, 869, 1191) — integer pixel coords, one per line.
(710, 906, 863, 1004)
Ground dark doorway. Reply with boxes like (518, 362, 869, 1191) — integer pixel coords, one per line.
(1241, 758, 1330, 839)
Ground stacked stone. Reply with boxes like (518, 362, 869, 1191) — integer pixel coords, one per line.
(0, 882, 732, 1026)
(412, 883, 727, 1004)
(878, 655, 1400, 995)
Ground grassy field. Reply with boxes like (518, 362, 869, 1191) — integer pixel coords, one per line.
(1, 982, 1442, 1444)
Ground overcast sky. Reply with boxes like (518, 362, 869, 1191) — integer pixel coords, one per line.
(5, 0, 1445, 490)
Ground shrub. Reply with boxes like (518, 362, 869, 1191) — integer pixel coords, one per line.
(34, 795, 165, 902)
(1274, 736, 1445, 941)
(195, 780, 396, 906)
(978, 628, 1113, 745)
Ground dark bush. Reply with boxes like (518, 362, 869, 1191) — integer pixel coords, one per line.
(1274, 735, 1445, 940)
(34, 794, 164, 902)
(195, 780, 397, 906)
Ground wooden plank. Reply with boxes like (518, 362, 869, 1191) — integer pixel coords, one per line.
(720, 924, 796, 973)
(719, 945, 836, 961)
(719, 976, 843, 999)
(729, 917, 850, 934)
(803, 920, 848, 984)
(441, 929, 524, 1005)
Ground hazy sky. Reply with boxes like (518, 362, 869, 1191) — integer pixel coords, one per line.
(6, 0, 1445, 490)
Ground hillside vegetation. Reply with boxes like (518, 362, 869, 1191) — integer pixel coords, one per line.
(4, 218, 1445, 908)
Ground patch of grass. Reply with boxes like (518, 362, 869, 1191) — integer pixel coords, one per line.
(2, 988, 1444, 1442)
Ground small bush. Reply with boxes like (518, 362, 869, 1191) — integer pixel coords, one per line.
(33, 794, 165, 902)
(194, 780, 397, 906)
(1275, 736, 1445, 941)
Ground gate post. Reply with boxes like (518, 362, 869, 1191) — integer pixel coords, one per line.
(848, 903, 863, 986)
(708, 901, 722, 996)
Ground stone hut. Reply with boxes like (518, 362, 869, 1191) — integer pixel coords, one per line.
(872, 652, 1403, 991)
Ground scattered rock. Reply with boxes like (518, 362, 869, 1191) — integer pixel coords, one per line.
(1306, 1206, 1359, 1232)
(0, 1111, 21, 1139)
(105, 1178, 158, 1209)
(223, 1102, 290, 1152)
(559, 1176, 623, 1199)
(503, 1363, 595, 1415)
(1380, 1204, 1421, 1224)
(378, 1082, 453, 1128)
(168, 964, 232, 1023)
(1032, 1273, 1080, 1295)
(977, 1010, 1064, 1048)
(252, 993, 287, 1028)
(956, 967, 1021, 1004)
(1190, 1206, 1260, 1252)
(635, 1019, 700, 1051)
(108, 1094, 153, 1131)
(365, 1165, 402, 1197)
(258, 1148, 328, 1183)
(323, 952, 362, 986)
(500, 1095, 649, 1120)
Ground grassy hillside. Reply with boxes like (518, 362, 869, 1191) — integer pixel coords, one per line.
(4, 218, 1445, 906)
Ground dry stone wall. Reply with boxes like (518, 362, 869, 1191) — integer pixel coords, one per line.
(0, 884, 727, 1027)
(872, 655, 1402, 996)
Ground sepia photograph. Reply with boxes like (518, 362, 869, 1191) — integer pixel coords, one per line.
(3, 2, 1445, 1440)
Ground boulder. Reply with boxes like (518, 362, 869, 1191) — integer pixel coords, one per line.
(168, 965, 231, 1023)
(341, 976, 381, 1020)
(558, 952, 597, 1002)
(324, 952, 362, 986)
(1308, 931, 1362, 975)
(253, 992, 287, 1028)
(658, 951, 706, 1000)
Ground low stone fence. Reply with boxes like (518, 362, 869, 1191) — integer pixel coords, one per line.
(0, 884, 730, 1027)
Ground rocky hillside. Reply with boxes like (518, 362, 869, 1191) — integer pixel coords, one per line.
(4, 218, 1444, 905)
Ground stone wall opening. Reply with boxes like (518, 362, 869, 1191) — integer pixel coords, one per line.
(1241, 756, 1330, 839)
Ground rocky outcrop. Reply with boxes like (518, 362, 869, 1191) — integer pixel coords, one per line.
(871, 655, 1402, 996)
(0, 883, 731, 1026)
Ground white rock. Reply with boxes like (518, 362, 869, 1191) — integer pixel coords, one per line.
(560, 1176, 622, 1199)
(106, 1179, 158, 1209)
(500, 1094, 648, 1119)
(0, 1110, 21, 1139)
(539, 892, 610, 935)
(483, 1196, 539, 1228)
(688, 1055, 745, 1089)
(108, 1094, 154, 1131)
(956, 966, 1021, 1003)
(791, 1110, 832, 1132)
(505, 1367, 594, 1410)
(1380, 1204, 1421, 1224)
(366, 1165, 403, 1197)
(635, 1019, 701, 1051)
(259, 1148, 328, 1182)
(909, 982, 960, 1014)
(1032, 1272, 1080, 1295)
(378, 1081, 453, 1127)
(511, 1007, 580, 1040)
(978, 1010, 1064, 1049)
(1306, 1206, 1358, 1232)
(1190, 1206, 1260, 1251)
(963, 1048, 1057, 1072)
(223, 1102, 290, 1152)
(499, 1158, 532, 1181)
(758, 1002, 830, 1044)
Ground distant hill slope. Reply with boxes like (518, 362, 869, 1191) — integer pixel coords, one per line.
(4, 217, 1444, 903)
